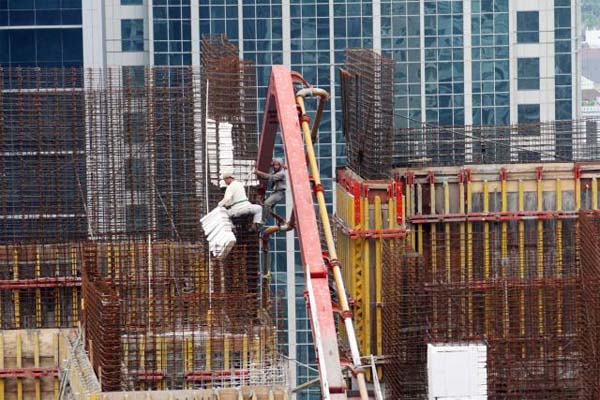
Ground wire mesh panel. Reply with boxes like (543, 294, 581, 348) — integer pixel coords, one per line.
(0, 37, 283, 392)
(383, 223, 588, 399)
(380, 164, 600, 398)
(340, 49, 395, 179)
(82, 238, 280, 392)
(0, 68, 87, 243)
(577, 211, 600, 398)
(394, 119, 600, 168)
(200, 35, 259, 211)
(382, 241, 428, 399)
(85, 67, 199, 241)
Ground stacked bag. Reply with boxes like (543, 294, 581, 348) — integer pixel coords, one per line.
(200, 206, 236, 259)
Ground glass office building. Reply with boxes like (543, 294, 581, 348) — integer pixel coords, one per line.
(382, 0, 579, 164)
(0, 1, 84, 241)
(0, 0, 83, 68)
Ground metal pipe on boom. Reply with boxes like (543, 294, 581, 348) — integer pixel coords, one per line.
(295, 88, 370, 400)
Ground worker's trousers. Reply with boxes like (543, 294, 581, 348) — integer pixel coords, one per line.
(226, 202, 262, 224)
(261, 190, 285, 224)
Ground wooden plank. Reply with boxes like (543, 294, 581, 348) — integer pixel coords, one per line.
(16, 334, 21, 400)
(34, 332, 41, 400)
(0, 333, 4, 400)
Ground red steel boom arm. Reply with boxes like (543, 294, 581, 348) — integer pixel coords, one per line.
(257, 66, 348, 399)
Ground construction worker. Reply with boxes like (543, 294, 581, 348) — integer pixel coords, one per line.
(255, 158, 286, 224)
(219, 169, 263, 231)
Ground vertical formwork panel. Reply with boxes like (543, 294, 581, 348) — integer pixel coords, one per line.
(335, 169, 404, 383)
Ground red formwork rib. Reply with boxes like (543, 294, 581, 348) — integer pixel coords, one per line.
(0, 368, 58, 378)
(257, 66, 347, 398)
(0, 277, 80, 289)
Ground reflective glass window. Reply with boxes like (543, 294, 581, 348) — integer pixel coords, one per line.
(517, 11, 539, 43)
(518, 104, 541, 135)
(121, 19, 144, 52)
(517, 57, 540, 90)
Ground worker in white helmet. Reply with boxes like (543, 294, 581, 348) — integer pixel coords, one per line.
(255, 158, 286, 224)
(218, 169, 263, 231)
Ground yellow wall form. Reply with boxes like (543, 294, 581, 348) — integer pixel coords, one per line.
(336, 162, 600, 384)
(335, 169, 405, 380)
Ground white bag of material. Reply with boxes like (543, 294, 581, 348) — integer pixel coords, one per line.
(200, 206, 236, 259)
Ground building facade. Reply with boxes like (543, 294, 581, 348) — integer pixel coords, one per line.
(0, 0, 83, 68)
(0, 1, 86, 242)
(386, 0, 581, 164)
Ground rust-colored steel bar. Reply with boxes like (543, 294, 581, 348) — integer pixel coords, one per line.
(383, 212, 594, 399)
(0, 36, 282, 392)
(340, 49, 395, 180)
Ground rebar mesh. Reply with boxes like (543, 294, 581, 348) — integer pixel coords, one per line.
(0, 68, 86, 243)
(382, 240, 428, 399)
(577, 211, 600, 397)
(0, 243, 80, 329)
(200, 34, 259, 210)
(82, 236, 279, 392)
(0, 36, 281, 393)
(340, 49, 395, 179)
(394, 119, 600, 168)
(383, 219, 591, 399)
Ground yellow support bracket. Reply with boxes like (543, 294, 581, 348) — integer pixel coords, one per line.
(17, 333, 22, 400)
(34, 332, 41, 400)
(361, 196, 371, 358)
(593, 177, 598, 210)
(13, 249, 20, 329)
(0, 333, 4, 400)
(518, 180, 526, 346)
(536, 174, 545, 356)
(374, 196, 383, 376)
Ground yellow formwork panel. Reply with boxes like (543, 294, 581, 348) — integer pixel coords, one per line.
(335, 168, 405, 381)
(0, 329, 75, 400)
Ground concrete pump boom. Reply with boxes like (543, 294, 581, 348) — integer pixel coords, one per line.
(256, 65, 370, 400)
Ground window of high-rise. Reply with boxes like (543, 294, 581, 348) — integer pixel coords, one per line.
(517, 11, 540, 43)
(121, 19, 144, 52)
(518, 57, 540, 90)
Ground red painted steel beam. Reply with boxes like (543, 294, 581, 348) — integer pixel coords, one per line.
(409, 210, 579, 224)
(185, 370, 249, 381)
(257, 65, 347, 399)
(0, 368, 58, 378)
(0, 277, 81, 289)
(136, 371, 166, 381)
(332, 215, 406, 239)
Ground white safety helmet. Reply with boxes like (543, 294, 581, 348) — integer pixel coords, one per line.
(221, 169, 235, 180)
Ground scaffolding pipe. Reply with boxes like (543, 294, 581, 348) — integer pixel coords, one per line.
(296, 89, 370, 400)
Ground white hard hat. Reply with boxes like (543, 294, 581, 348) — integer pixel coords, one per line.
(272, 158, 283, 165)
(221, 169, 235, 180)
